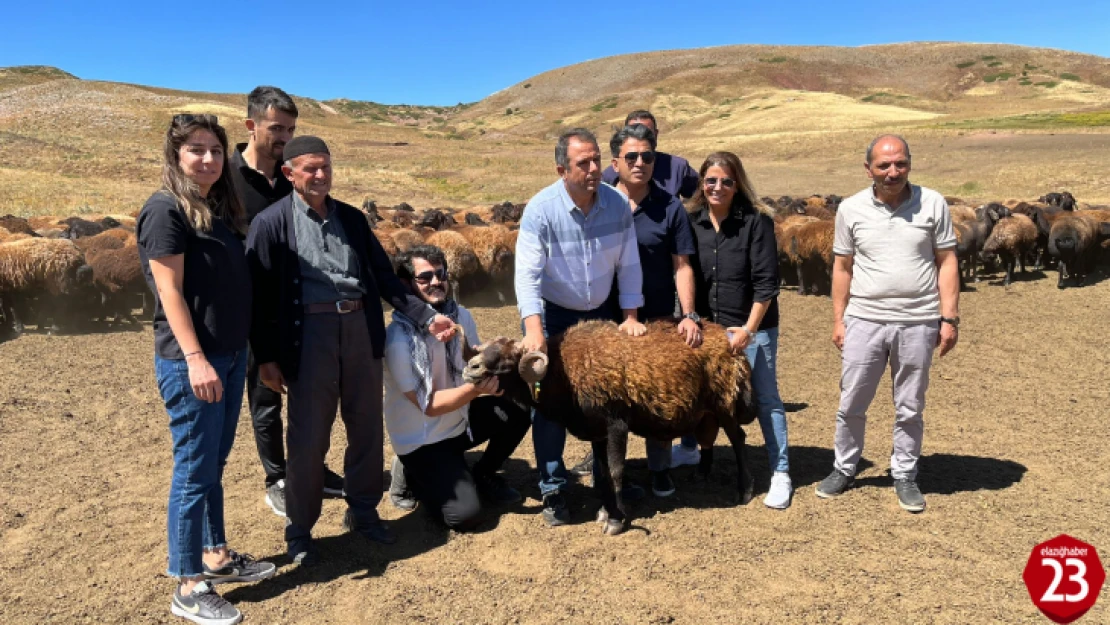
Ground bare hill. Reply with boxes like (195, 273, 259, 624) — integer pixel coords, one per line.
(1, 42, 1109, 215)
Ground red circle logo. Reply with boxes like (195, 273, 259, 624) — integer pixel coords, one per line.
(1023, 535, 1105, 623)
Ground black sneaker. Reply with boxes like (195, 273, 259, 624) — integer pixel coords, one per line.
(342, 509, 396, 544)
(264, 480, 286, 517)
(651, 470, 676, 498)
(815, 470, 854, 499)
(569, 451, 594, 477)
(894, 478, 926, 513)
(170, 580, 242, 625)
(287, 536, 318, 567)
(542, 492, 570, 527)
(474, 471, 522, 504)
(323, 467, 345, 497)
(203, 550, 276, 585)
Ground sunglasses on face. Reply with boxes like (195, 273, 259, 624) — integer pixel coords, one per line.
(414, 268, 448, 284)
(621, 151, 656, 166)
(704, 177, 736, 189)
(173, 113, 218, 126)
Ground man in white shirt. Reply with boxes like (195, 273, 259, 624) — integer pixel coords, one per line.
(383, 245, 531, 530)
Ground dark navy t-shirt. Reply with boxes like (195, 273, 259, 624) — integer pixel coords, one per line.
(625, 182, 696, 320)
(137, 192, 252, 359)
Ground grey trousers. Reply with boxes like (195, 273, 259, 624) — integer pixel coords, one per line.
(833, 316, 939, 481)
(285, 312, 384, 542)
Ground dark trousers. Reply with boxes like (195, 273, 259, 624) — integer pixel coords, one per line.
(399, 395, 531, 530)
(246, 348, 285, 487)
(532, 299, 619, 496)
(284, 312, 384, 542)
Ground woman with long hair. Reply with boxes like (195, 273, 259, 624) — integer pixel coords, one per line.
(683, 151, 793, 509)
(136, 114, 274, 625)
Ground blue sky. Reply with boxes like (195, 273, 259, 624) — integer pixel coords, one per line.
(2, 1, 1107, 105)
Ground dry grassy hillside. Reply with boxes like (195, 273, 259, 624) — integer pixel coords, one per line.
(2, 42, 1109, 216)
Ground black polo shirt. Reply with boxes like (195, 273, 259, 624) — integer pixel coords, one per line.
(689, 206, 780, 330)
(632, 182, 696, 320)
(230, 143, 293, 222)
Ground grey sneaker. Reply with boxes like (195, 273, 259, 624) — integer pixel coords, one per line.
(202, 550, 276, 585)
(815, 470, 854, 499)
(264, 480, 286, 517)
(894, 478, 926, 513)
(541, 492, 570, 527)
(389, 457, 417, 511)
(171, 581, 242, 625)
(323, 467, 345, 497)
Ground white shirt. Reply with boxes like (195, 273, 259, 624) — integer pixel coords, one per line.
(383, 306, 481, 456)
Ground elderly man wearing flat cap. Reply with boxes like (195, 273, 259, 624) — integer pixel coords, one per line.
(246, 136, 457, 565)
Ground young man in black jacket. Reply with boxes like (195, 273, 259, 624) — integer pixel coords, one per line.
(246, 136, 455, 565)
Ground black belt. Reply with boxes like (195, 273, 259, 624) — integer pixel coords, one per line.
(305, 299, 364, 314)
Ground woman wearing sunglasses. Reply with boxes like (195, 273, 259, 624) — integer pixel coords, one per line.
(137, 114, 275, 625)
(684, 151, 792, 510)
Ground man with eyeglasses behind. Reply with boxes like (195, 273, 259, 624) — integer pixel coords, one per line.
(382, 245, 532, 530)
(601, 110, 700, 199)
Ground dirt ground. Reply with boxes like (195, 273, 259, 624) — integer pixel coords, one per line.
(1, 271, 1108, 624)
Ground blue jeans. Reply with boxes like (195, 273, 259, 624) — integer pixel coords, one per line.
(677, 328, 788, 473)
(157, 350, 247, 578)
(530, 300, 618, 497)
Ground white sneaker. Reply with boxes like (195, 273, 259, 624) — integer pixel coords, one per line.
(670, 444, 701, 468)
(764, 472, 793, 509)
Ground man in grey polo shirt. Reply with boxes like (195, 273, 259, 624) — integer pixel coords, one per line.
(815, 134, 959, 513)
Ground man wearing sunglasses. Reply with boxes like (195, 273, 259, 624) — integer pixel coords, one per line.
(382, 245, 532, 530)
(246, 136, 456, 565)
(601, 110, 700, 199)
(515, 127, 646, 526)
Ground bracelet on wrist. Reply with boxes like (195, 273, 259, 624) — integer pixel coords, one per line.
(184, 350, 203, 359)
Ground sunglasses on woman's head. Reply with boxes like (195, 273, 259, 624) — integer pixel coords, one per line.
(173, 113, 218, 126)
(704, 177, 736, 189)
(414, 268, 448, 283)
(621, 150, 656, 166)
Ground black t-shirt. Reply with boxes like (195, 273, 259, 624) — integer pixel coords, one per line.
(137, 192, 253, 359)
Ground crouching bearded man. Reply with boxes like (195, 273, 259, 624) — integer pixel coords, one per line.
(384, 245, 532, 530)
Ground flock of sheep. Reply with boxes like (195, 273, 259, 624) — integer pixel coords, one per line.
(1, 191, 1108, 340)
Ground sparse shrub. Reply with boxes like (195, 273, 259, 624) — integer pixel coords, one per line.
(987, 61, 1003, 67)
(1035, 81, 1059, 88)
(718, 113, 730, 118)
(1060, 73, 1080, 81)
(983, 73, 1013, 83)
(505, 108, 513, 115)
(981, 55, 997, 61)
(956, 61, 976, 69)
(552, 119, 563, 125)
(759, 56, 789, 63)
(524, 83, 532, 88)
(700, 63, 717, 69)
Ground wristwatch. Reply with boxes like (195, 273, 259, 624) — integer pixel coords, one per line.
(940, 316, 960, 329)
(683, 312, 701, 324)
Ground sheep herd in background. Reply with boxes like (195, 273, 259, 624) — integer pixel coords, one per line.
(1, 190, 1109, 340)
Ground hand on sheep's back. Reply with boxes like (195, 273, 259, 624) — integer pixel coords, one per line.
(617, 317, 647, 337)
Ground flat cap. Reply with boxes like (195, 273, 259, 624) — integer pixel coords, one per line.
(283, 135, 330, 162)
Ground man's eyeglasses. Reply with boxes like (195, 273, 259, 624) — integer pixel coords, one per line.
(621, 151, 656, 166)
(414, 268, 448, 284)
(704, 177, 736, 189)
(173, 113, 218, 126)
